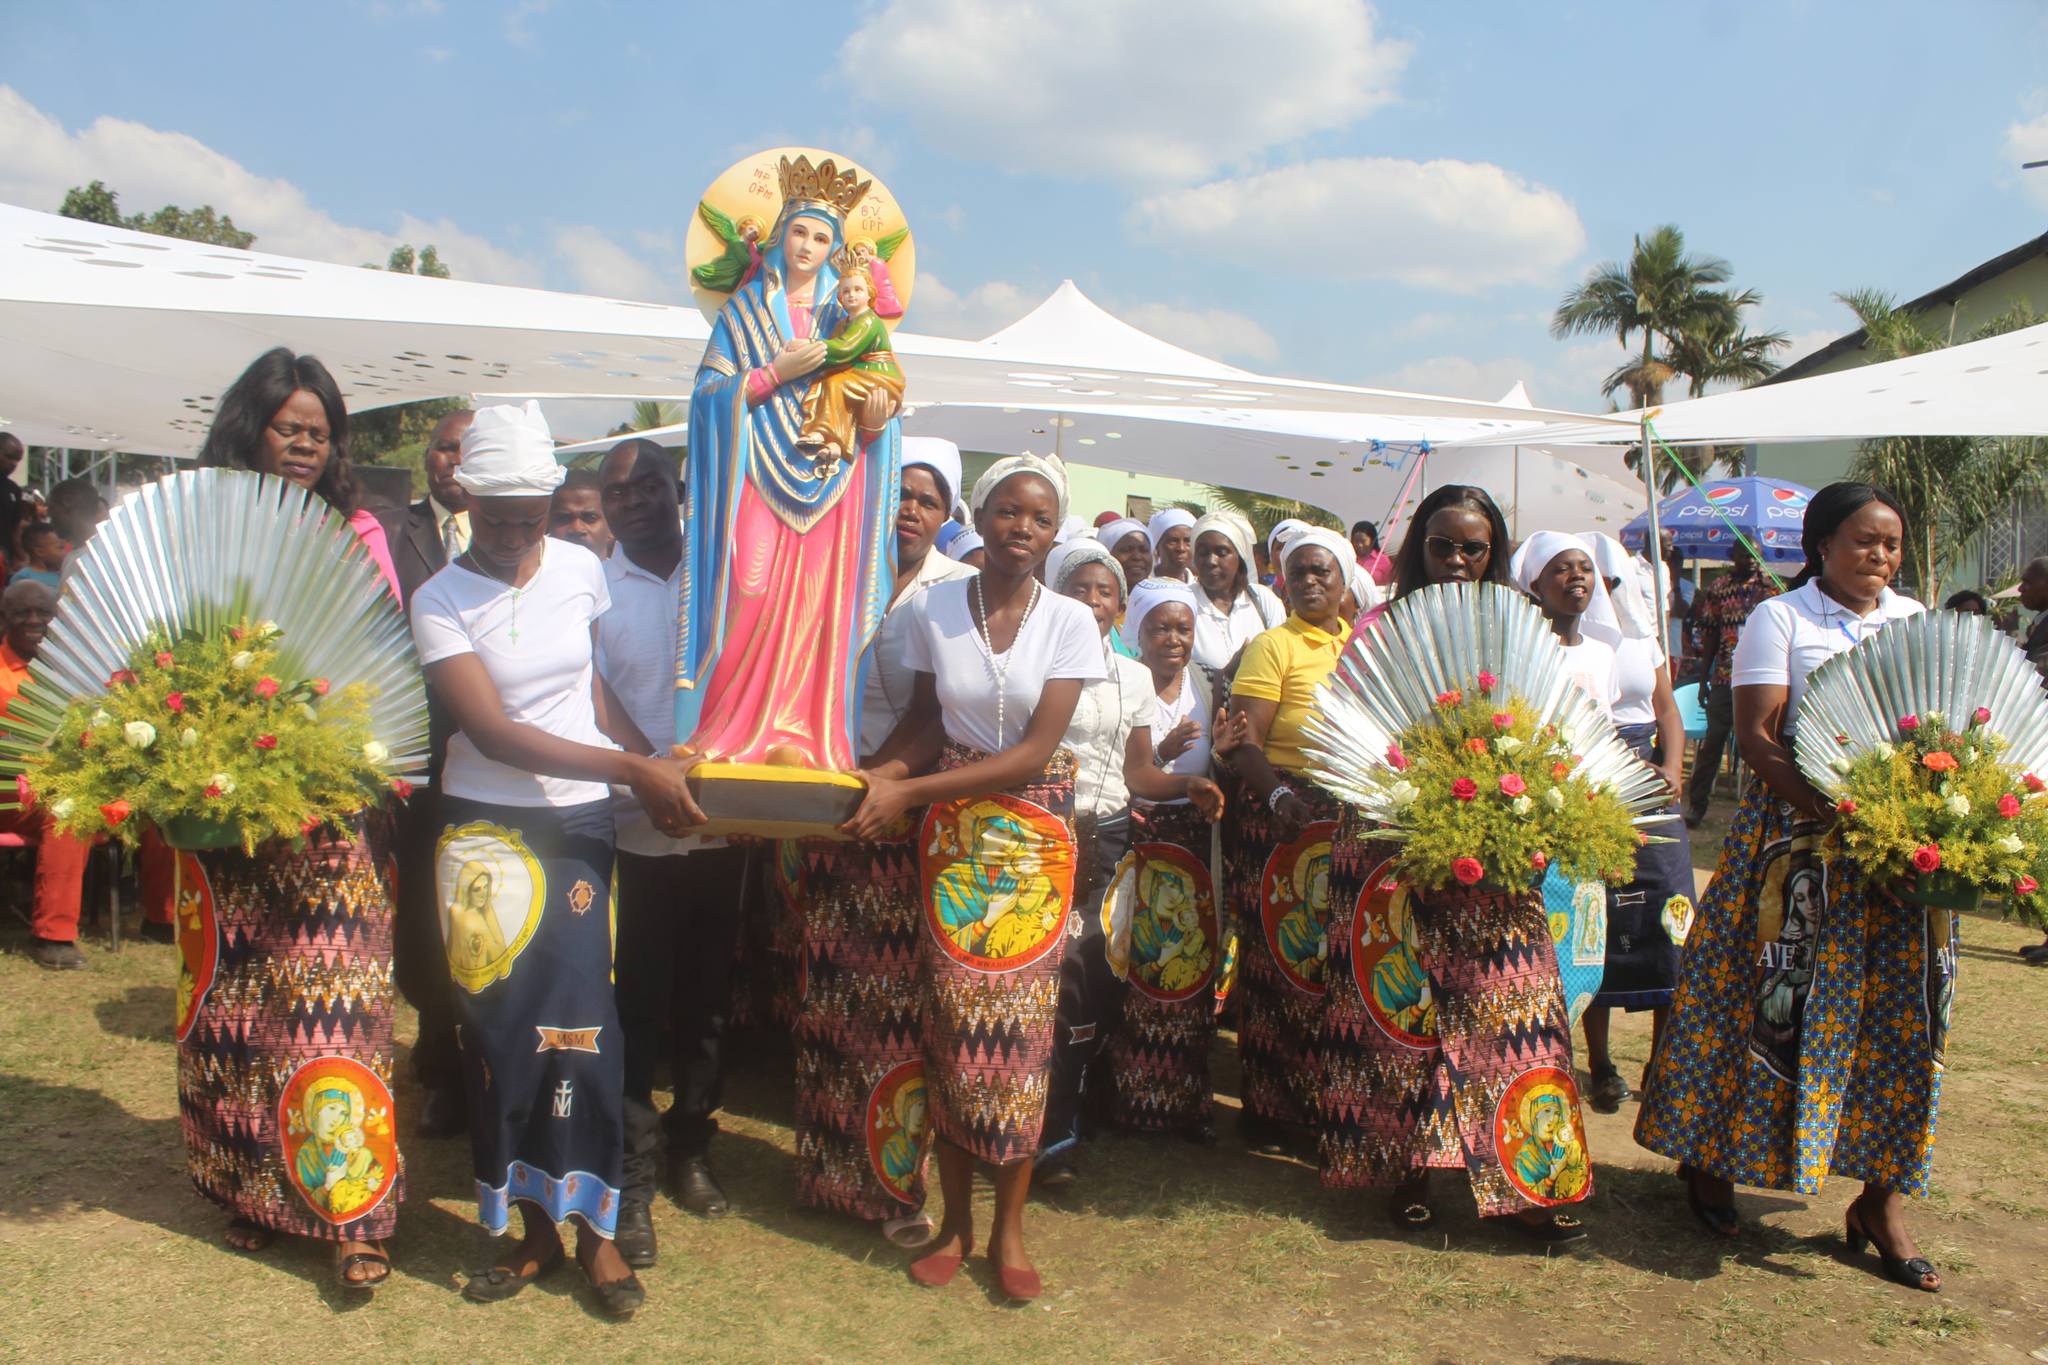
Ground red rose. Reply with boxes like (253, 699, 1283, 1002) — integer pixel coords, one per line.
(1836, 799, 1857, 815)
(1999, 793, 2022, 819)
(99, 799, 131, 826)
(2017, 875, 2040, 895)
(1435, 689, 1464, 708)
(253, 735, 278, 751)
(1530, 851, 1548, 871)
(1385, 745, 1409, 771)
(2029, 774, 2048, 793)
(1973, 706, 1993, 726)
(1499, 773, 1527, 797)
(1491, 712, 1514, 731)
(108, 669, 137, 686)
(253, 676, 280, 699)
(1552, 762, 1571, 780)
(1476, 671, 1497, 693)
(1910, 845, 1942, 874)
(154, 651, 175, 668)
(79, 729, 94, 749)
(1451, 777, 1478, 802)
(390, 777, 415, 799)
(1451, 856, 1485, 886)
(164, 691, 185, 713)
(1897, 714, 1920, 731)
(204, 784, 223, 800)
(1922, 751, 1958, 773)
(310, 678, 330, 696)
(1464, 737, 1488, 754)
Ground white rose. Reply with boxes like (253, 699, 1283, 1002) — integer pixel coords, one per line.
(1831, 756, 1852, 774)
(209, 772, 236, 795)
(1945, 794, 1971, 817)
(257, 620, 280, 638)
(90, 708, 112, 727)
(1512, 794, 1534, 816)
(52, 798, 75, 820)
(1543, 787, 1566, 812)
(229, 651, 254, 670)
(179, 727, 200, 748)
(297, 703, 319, 722)
(1387, 780, 1420, 810)
(1874, 741, 1896, 760)
(1923, 710, 1945, 730)
(362, 740, 390, 766)
(122, 721, 157, 750)
(1495, 736, 1525, 754)
(1997, 834, 2025, 854)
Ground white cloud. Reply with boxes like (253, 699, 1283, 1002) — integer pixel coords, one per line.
(840, 0, 1410, 183)
(1118, 301, 1280, 365)
(1375, 339, 1623, 412)
(906, 272, 1037, 339)
(2004, 101, 2048, 207)
(1133, 156, 1585, 292)
(504, 0, 554, 49)
(1776, 328, 1842, 368)
(551, 226, 675, 302)
(0, 86, 542, 286)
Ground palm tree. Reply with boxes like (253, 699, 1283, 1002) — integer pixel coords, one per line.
(1550, 225, 1738, 409)
(629, 400, 683, 432)
(1197, 485, 1342, 542)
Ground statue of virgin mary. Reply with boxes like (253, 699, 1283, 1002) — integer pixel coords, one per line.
(675, 155, 904, 772)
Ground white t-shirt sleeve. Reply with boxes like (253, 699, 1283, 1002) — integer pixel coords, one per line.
(1044, 598, 1110, 682)
(410, 575, 474, 665)
(897, 592, 935, 674)
(1730, 597, 1795, 689)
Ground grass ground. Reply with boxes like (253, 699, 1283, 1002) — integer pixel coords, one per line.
(4, 784, 2047, 1364)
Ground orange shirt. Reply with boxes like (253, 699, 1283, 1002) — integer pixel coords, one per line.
(0, 642, 28, 725)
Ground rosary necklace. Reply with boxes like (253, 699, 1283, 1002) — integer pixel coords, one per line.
(974, 574, 1040, 747)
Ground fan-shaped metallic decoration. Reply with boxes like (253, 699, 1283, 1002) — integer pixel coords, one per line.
(1795, 608, 2048, 800)
(1301, 581, 1671, 829)
(0, 468, 428, 781)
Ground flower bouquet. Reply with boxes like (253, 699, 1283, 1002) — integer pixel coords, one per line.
(1795, 610, 2048, 919)
(0, 468, 430, 850)
(1302, 582, 1671, 894)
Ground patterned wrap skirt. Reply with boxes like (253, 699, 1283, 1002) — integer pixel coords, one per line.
(1101, 799, 1223, 1131)
(918, 744, 1077, 1165)
(175, 812, 403, 1242)
(788, 821, 931, 1220)
(1636, 780, 1954, 1196)
(438, 796, 624, 1237)
(1320, 812, 1593, 1214)
(1223, 773, 1341, 1126)
(1595, 721, 1696, 1011)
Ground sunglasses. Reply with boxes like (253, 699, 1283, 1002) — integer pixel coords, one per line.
(1424, 535, 1491, 560)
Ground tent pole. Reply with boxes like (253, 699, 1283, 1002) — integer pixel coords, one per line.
(1642, 415, 1669, 654)
(1511, 446, 1520, 540)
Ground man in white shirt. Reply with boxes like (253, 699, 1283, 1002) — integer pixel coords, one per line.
(593, 438, 749, 1265)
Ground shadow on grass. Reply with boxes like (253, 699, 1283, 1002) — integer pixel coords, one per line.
(93, 984, 176, 1042)
(0, 1070, 484, 1308)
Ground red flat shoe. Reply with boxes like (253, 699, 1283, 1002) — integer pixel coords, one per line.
(909, 1233, 973, 1288)
(994, 1259, 1042, 1302)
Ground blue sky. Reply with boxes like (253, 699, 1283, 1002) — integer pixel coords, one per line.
(4, 0, 2046, 412)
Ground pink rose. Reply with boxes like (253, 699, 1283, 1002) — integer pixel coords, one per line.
(1476, 671, 1497, 693)
(1910, 845, 1942, 874)
(1999, 793, 2022, 819)
(1530, 851, 1548, 872)
(1451, 856, 1485, 886)
(1385, 745, 1409, 771)
(253, 676, 280, 700)
(1491, 712, 1513, 731)
(1973, 706, 1993, 727)
(2017, 875, 2040, 895)
(154, 651, 175, 669)
(1898, 714, 1921, 732)
(1836, 799, 1857, 815)
(164, 692, 185, 713)
(1499, 773, 1527, 797)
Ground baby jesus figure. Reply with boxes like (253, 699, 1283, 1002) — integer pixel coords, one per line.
(797, 269, 906, 477)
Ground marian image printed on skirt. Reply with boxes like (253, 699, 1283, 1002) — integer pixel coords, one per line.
(1100, 840, 1218, 1002)
(436, 822, 547, 994)
(920, 795, 1075, 972)
(1348, 858, 1436, 1049)
(172, 850, 218, 1041)
(1494, 1065, 1591, 1206)
(1749, 831, 1827, 1081)
(279, 1056, 399, 1224)
(865, 1060, 930, 1205)
(1262, 821, 1337, 995)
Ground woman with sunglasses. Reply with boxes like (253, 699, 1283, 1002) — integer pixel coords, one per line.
(1320, 487, 1592, 1243)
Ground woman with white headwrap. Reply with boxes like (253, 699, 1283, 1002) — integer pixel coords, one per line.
(1510, 531, 1622, 715)
(1576, 534, 1694, 1114)
(413, 401, 698, 1318)
(1095, 517, 1153, 595)
(788, 438, 976, 1240)
(1215, 527, 1356, 1152)
(1148, 507, 1197, 582)
(1101, 575, 1233, 1140)
(844, 452, 1101, 1302)
(944, 528, 986, 568)
(1189, 511, 1285, 673)
(1035, 550, 1225, 1183)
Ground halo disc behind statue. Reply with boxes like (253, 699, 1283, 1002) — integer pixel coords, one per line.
(684, 145, 916, 327)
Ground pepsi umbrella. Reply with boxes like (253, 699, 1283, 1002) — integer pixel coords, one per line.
(1620, 476, 1814, 563)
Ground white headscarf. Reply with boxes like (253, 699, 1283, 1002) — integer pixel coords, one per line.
(945, 529, 985, 561)
(1192, 511, 1257, 576)
(1120, 576, 1202, 654)
(1095, 517, 1147, 553)
(1511, 530, 1622, 646)
(456, 400, 564, 496)
(1047, 538, 1125, 597)
(1345, 561, 1382, 613)
(1278, 526, 1357, 580)
(900, 437, 962, 510)
(1147, 507, 1196, 550)
(1268, 517, 1309, 561)
(970, 452, 1068, 523)
(1588, 533, 1655, 641)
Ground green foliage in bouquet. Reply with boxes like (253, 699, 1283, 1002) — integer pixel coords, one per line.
(1822, 706, 2048, 922)
(1376, 674, 1645, 894)
(19, 620, 410, 851)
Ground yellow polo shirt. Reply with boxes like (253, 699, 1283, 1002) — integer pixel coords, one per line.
(1230, 614, 1351, 773)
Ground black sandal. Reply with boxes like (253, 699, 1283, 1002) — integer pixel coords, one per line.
(462, 1246, 565, 1303)
(1502, 1210, 1589, 1245)
(1678, 1164, 1739, 1238)
(1845, 1206, 1941, 1292)
(1587, 1067, 1631, 1114)
(581, 1261, 647, 1320)
(338, 1243, 391, 1292)
(1387, 1176, 1434, 1230)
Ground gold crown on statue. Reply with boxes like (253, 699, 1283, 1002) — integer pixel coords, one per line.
(778, 155, 872, 220)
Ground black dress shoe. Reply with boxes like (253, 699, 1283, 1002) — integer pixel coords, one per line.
(417, 1084, 468, 1139)
(614, 1199, 658, 1268)
(670, 1156, 729, 1218)
(28, 937, 87, 970)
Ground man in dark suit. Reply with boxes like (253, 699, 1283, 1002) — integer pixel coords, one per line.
(379, 407, 474, 1135)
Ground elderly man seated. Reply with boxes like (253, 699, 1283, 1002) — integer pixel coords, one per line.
(0, 578, 93, 969)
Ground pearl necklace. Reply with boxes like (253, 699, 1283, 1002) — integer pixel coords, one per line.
(973, 575, 1040, 748)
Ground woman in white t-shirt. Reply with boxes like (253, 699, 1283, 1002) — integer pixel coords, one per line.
(843, 454, 1100, 1303)
(1637, 483, 1948, 1295)
(1189, 511, 1285, 674)
(1577, 534, 1696, 1116)
(1036, 545, 1224, 1182)
(1511, 531, 1622, 718)
(1102, 575, 1232, 1142)
(410, 403, 694, 1320)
